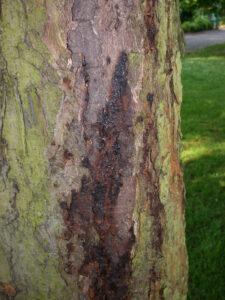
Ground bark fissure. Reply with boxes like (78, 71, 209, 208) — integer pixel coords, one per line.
(0, 52, 9, 138)
(145, 0, 157, 53)
(15, 79, 28, 154)
(142, 93, 165, 300)
(0, 85, 6, 137)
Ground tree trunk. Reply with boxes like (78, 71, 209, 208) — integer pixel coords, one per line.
(0, 1, 187, 299)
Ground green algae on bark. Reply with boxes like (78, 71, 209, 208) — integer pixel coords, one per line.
(0, 1, 76, 298)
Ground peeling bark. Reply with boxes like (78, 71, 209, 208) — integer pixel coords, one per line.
(0, 1, 187, 299)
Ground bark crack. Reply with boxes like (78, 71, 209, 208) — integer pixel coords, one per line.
(142, 93, 165, 300)
(0, 52, 9, 139)
(0, 85, 6, 138)
(15, 78, 28, 154)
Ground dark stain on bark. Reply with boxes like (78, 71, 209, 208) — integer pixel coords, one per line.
(63, 149, 73, 160)
(145, 0, 157, 51)
(61, 52, 135, 299)
(136, 115, 144, 123)
(165, 2, 178, 106)
(169, 78, 179, 105)
(141, 93, 165, 299)
(147, 92, 154, 108)
(106, 56, 111, 65)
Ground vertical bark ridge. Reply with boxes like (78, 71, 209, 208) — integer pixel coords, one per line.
(134, 1, 166, 298)
(142, 93, 165, 300)
(131, 1, 187, 299)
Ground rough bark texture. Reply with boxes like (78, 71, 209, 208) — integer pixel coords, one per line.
(0, 1, 187, 299)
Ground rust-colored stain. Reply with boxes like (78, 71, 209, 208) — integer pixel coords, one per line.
(62, 77, 73, 92)
(61, 52, 135, 299)
(145, 0, 157, 51)
(36, 0, 42, 8)
(0, 281, 17, 297)
(63, 149, 73, 162)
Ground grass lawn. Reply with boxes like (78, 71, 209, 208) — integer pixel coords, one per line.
(181, 43, 225, 299)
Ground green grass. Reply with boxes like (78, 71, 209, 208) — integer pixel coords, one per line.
(181, 43, 225, 300)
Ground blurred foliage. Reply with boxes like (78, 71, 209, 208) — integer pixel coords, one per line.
(197, 0, 225, 11)
(182, 16, 213, 32)
(180, 0, 225, 22)
(220, 15, 225, 24)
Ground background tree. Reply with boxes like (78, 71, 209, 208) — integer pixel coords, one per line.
(180, 0, 198, 22)
(0, 1, 187, 299)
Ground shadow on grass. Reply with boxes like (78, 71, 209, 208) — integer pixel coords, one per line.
(185, 42, 225, 59)
(182, 43, 225, 300)
(184, 153, 225, 300)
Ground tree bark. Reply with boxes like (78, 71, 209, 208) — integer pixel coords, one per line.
(0, 1, 188, 299)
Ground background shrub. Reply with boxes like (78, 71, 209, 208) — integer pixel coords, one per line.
(182, 17, 213, 32)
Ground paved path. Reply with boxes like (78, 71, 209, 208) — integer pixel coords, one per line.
(185, 29, 225, 52)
